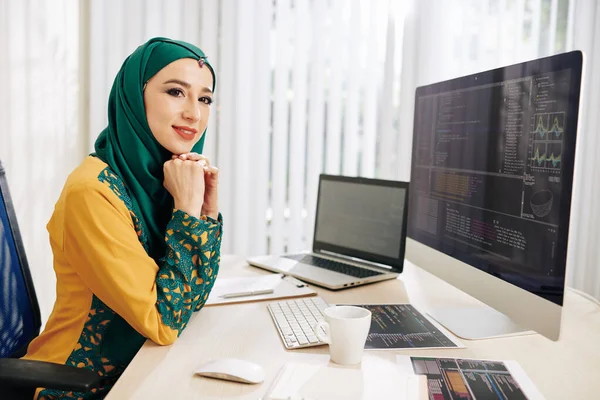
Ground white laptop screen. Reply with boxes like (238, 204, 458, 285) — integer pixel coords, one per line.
(313, 175, 409, 271)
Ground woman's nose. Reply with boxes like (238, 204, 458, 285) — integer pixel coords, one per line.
(183, 102, 201, 122)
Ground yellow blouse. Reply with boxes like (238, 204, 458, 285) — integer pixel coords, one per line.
(23, 156, 222, 399)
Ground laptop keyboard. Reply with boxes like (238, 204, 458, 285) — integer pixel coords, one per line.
(267, 297, 331, 349)
(284, 254, 384, 278)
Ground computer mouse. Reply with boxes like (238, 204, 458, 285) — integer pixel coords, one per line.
(194, 358, 265, 384)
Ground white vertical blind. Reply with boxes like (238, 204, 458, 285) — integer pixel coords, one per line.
(342, 0, 361, 178)
(88, 0, 107, 147)
(378, 11, 397, 180)
(144, 0, 164, 39)
(181, 0, 200, 45)
(0, 0, 81, 323)
(232, 0, 255, 257)
(566, 0, 600, 301)
(124, 0, 144, 53)
(270, 0, 291, 254)
(361, 0, 381, 179)
(530, 0, 542, 55)
(287, 0, 309, 253)
(215, 0, 236, 252)
(163, 0, 183, 38)
(199, 0, 219, 162)
(106, 0, 125, 85)
(324, 0, 345, 175)
(249, 0, 273, 256)
(548, 0, 559, 55)
(304, 0, 327, 246)
(514, 0, 526, 59)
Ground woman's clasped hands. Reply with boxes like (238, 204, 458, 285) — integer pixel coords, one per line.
(163, 152, 219, 220)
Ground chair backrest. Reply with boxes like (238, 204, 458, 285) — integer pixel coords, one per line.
(0, 161, 41, 358)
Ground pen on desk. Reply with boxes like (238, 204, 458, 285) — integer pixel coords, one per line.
(220, 289, 274, 299)
(282, 275, 308, 288)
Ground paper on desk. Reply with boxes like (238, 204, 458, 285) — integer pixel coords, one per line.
(347, 304, 465, 350)
(205, 274, 316, 306)
(396, 355, 545, 400)
(207, 274, 283, 302)
(265, 362, 427, 400)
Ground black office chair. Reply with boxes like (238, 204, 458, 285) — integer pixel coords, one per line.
(0, 161, 102, 399)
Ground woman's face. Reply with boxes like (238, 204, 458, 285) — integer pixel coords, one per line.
(144, 58, 214, 155)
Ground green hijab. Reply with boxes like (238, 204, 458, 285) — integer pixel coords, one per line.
(94, 37, 216, 260)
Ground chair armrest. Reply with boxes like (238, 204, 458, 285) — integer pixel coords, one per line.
(0, 358, 103, 392)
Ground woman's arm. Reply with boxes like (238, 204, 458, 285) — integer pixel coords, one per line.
(157, 210, 222, 319)
(63, 180, 222, 345)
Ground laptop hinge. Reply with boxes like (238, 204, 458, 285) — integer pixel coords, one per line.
(316, 250, 393, 270)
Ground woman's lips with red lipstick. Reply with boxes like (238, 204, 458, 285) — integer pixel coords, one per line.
(173, 125, 197, 141)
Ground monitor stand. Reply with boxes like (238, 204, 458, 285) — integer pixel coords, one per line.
(427, 306, 537, 340)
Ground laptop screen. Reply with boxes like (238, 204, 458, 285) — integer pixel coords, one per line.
(313, 175, 409, 271)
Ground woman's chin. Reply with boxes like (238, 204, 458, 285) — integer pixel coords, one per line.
(154, 132, 200, 155)
(166, 143, 195, 156)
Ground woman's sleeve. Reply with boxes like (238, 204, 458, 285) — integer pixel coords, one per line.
(62, 180, 222, 345)
(158, 210, 223, 317)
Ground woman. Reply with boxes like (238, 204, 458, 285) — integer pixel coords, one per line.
(23, 37, 222, 399)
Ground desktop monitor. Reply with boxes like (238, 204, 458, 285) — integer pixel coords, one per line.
(405, 51, 583, 341)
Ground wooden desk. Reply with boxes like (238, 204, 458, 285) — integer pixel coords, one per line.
(107, 255, 600, 399)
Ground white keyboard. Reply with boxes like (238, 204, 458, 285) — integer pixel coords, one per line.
(267, 297, 331, 349)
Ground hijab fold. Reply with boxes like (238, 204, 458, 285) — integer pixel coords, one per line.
(94, 37, 216, 260)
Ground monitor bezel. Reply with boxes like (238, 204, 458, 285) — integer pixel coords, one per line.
(312, 174, 409, 272)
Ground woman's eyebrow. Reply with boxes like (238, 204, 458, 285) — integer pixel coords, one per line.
(163, 79, 191, 88)
(163, 79, 212, 94)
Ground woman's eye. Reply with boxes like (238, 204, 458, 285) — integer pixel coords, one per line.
(166, 88, 184, 97)
(200, 97, 213, 105)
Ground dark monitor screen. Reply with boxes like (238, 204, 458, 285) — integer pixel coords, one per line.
(313, 175, 409, 271)
(407, 51, 583, 306)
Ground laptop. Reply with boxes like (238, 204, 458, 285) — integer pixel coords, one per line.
(247, 174, 409, 290)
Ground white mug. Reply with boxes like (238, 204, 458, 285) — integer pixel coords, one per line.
(313, 306, 372, 365)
